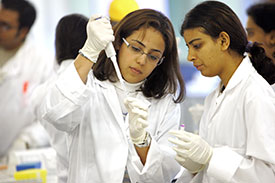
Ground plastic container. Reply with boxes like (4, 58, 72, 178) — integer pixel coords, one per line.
(14, 169, 47, 183)
(16, 162, 41, 171)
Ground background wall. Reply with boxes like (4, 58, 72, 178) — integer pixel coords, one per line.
(26, 0, 272, 132)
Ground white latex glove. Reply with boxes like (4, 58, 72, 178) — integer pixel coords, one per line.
(175, 155, 204, 173)
(79, 15, 114, 63)
(168, 130, 212, 165)
(124, 97, 150, 144)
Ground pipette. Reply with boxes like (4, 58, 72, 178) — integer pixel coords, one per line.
(94, 16, 126, 91)
(105, 43, 126, 91)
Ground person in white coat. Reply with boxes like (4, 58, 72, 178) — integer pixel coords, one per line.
(38, 9, 186, 183)
(168, 1, 275, 182)
(31, 13, 88, 183)
(0, 0, 54, 160)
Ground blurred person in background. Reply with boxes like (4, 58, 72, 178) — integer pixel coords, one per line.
(0, 0, 54, 162)
(31, 13, 88, 183)
(108, 0, 139, 26)
(246, 2, 275, 91)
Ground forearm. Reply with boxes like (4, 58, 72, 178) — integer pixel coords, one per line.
(128, 138, 181, 183)
(74, 54, 94, 84)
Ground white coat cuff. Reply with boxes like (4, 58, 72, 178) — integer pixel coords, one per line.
(56, 63, 91, 105)
(130, 138, 163, 178)
(207, 146, 243, 182)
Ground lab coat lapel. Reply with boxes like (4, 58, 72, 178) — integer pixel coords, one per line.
(207, 87, 224, 122)
(207, 57, 251, 121)
(100, 80, 128, 134)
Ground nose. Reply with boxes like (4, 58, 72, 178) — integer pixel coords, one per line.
(136, 53, 147, 65)
(187, 49, 196, 62)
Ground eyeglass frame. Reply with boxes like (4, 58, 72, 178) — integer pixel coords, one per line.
(122, 38, 164, 66)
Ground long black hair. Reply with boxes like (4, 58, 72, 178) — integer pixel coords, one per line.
(93, 9, 185, 103)
(55, 14, 88, 65)
(181, 1, 275, 84)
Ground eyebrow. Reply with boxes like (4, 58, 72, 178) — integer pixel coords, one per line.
(187, 38, 201, 45)
(131, 39, 163, 54)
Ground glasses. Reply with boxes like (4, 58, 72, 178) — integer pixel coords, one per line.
(122, 38, 164, 65)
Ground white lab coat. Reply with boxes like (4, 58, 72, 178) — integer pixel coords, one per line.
(39, 62, 181, 183)
(31, 59, 72, 183)
(272, 84, 275, 92)
(177, 56, 275, 183)
(0, 38, 54, 158)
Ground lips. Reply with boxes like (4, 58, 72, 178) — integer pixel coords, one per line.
(194, 64, 203, 70)
(130, 66, 142, 74)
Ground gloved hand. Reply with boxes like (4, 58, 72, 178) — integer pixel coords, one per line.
(79, 15, 114, 63)
(124, 97, 150, 144)
(175, 154, 204, 173)
(168, 130, 212, 171)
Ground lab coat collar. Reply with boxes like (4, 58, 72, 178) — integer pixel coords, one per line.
(208, 56, 253, 121)
(221, 56, 253, 93)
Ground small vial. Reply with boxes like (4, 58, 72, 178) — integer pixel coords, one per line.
(180, 124, 185, 131)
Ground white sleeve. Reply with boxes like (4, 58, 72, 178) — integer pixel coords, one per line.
(39, 63, 93, 132)
(127, 99, 182, 183)
(206, 90, 275, 182)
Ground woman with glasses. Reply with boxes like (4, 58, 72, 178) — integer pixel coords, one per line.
(38, 9, 185, 183)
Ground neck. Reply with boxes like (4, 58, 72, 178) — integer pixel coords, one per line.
(219, 53, 243, 87)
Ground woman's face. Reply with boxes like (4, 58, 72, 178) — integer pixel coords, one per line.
(118, 26, 165, 83)
(183, 28, 225, 78)
(246, 16, 275, 63)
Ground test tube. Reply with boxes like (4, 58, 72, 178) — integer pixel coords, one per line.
(180, 124, 185, 131)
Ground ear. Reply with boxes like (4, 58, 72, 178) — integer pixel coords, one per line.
(266, 30, 275, 47)
(218, 31, 230, 51)
(17, 27, 29, 41)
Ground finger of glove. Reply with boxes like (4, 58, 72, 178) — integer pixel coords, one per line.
(124, 97, 150, 110)
(131, 108, 148, 119)
(175, 154, 186, 165)
(135, 118, 148, 130)
(88, 17, 113, 36)
(179, 157, 204, 173)
(89, 21, 113, 38)
(173, 146, 190, 158)
(90, 14, 104, 21)
(168, 137, 191, 149)
(169, 130, 192, 143)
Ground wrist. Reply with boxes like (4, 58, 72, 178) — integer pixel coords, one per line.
(78, 47, 99, 63)
(132, 132, 151, 148)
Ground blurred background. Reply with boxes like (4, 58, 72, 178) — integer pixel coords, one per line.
(27, 0, 273, 132)
(28, 0, 271, 96)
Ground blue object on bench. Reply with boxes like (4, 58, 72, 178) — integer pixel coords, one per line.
(16, 161, 42, 171)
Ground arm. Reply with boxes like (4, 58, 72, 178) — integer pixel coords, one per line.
(126, 97, 182, 183)
(171, 88, 275, 182)
(39, 15, 114, 132)
(76, 15, 114, 83)
(74, 54, 94, 84)
(207, 91, 275, 182)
